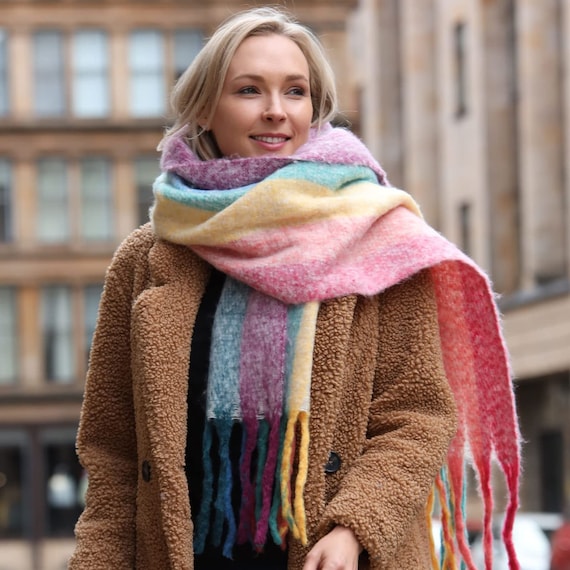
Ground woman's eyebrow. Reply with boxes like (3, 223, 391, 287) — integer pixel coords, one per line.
(229, 73, 309, 83)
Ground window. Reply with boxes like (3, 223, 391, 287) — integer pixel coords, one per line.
(0, 29, 8, 116)
(36, 158, 69, 243)
(540, 430, 563, 512)
(128, 30, 165, 117)
(0, 431, 28, 539)
(0, 287, 17, 385)
(84, 284, 103, 364)
(453, 22, 468, 118)
(36, 157, 115, 244)
(173, 29, 203, 79)
(33, 30, 65, 117)
(135, 156, 159, 226)
(0, 427, 82, 542)
(79, 158, 112, 240)
(0, 159, 11, 242)
(72, 30, 109, 117)
(41, 286, 74, 383)
(43, 427, 83, 537)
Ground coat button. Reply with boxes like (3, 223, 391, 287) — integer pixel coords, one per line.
(142, 460, 151, 482)
(324, 452, 341, 474)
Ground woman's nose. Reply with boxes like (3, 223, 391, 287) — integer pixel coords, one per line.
(262, 96, 286, 121)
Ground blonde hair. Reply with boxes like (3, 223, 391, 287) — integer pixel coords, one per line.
(158, 6, 338, 160)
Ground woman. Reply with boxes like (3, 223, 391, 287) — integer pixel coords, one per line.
(69, 7, 520, 570)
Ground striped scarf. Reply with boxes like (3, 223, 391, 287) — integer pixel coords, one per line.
(151, 126, 521, 569)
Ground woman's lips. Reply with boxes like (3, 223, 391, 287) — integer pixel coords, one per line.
(250, 134, 291, 151)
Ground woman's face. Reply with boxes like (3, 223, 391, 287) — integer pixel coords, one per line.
(206, 34, 314, 158)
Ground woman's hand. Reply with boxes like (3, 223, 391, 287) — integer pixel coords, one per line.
(302, 525, 362, 570)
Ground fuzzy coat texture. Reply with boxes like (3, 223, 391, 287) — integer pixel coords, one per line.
(68, 223, 457, 570)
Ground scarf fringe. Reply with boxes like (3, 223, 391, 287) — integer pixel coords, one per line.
(193, 422, 214, 555)
(195, 411, 310, 555)
(428, 455, 521, 570)
(254, 417, 281, 547)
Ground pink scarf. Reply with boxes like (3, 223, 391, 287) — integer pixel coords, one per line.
(152, 125, 521, 569)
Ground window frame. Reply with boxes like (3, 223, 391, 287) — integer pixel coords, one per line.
(0, 286, 18, 385)
(41, 284, 75, 384)
(78, 156, 113, 241)
(0, 158, 12, 243)
(134, 155, 160, 227)
(35, 156, 116, 246)
(172, 28, 203, 80)
(33, 29, 66, 118)
(36, 157, 70, 244)
(0, 28, 8, 116)
(128, 28, 166, 118)
(71, 29, 110, 118)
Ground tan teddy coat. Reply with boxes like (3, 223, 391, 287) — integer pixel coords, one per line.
(69, 224, 457, 569)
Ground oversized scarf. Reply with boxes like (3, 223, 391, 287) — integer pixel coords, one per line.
(151, 125, 521, 569)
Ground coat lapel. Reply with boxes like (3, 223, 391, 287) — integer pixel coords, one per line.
(132, 239, 210, 459)
(302, 296, 359, 530)
(131, 239, 210, 565)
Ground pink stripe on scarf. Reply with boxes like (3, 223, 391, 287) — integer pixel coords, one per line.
(194, 208, 471, 304)
(458, 264, 520, 570)
(432, 262, 520, 570)
(238, 292, 287, 545)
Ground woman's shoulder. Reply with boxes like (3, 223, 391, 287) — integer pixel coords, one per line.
(110, 222, 167, 268)
(116, 222, 157, 253)
(100, 224, 157, 288)
(111, 222, 208, 284)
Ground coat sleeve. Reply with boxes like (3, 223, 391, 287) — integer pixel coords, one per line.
(317, 269, 458, 566)
(68, 228, 153, 569)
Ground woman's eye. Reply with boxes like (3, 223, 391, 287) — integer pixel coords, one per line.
(238, 86, 259, 95)
(287, 87, 307, 97)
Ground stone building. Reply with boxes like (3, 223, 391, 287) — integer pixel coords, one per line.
(0, 1, 357, 568)
(2, 0, 568, 567)
(352, 0, 570, 520)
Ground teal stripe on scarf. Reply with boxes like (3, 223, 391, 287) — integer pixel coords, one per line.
(194, 278, 249, 553)
(155, 171, 254, 212)
(207, 278, 249, 419)
(265, 162, 378, 189)
(154, 163, 379, 216)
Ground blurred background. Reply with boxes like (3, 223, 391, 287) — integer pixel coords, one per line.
(0, 0, 568, 568)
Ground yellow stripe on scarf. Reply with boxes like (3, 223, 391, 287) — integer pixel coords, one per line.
(279, 302, 319, 545)
(152, 178, 420, 247)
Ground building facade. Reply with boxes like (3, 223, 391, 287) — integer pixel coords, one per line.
(3, 0, 568, 568)
(0, 1, 357, 568)
(352, 0, 570, 519)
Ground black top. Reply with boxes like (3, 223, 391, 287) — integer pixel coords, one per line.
(186, 269, 288, 570)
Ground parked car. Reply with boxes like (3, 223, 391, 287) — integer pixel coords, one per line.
(470, 512, 563, 570)
(431, 512, 563, 570)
